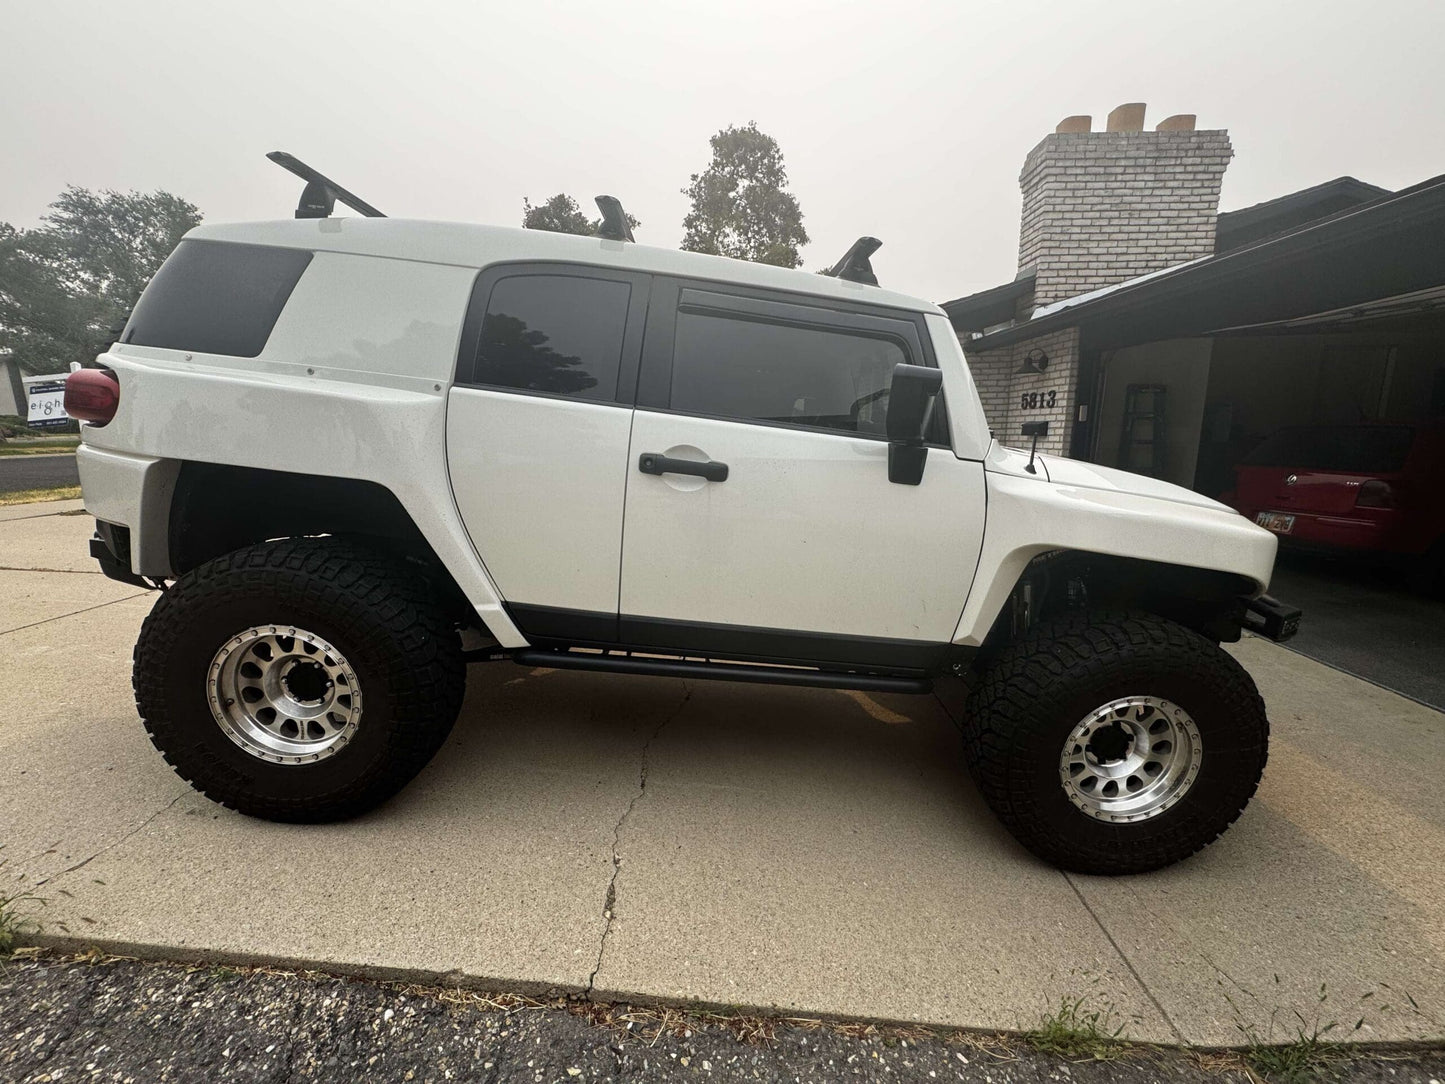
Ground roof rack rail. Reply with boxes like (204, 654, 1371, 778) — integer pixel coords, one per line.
(821, 236, 882, 286)
(267, 151, 386, 220)
(594, 195, 634, 242)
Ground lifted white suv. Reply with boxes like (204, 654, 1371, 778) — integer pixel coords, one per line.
(68, 159, 1299, 875)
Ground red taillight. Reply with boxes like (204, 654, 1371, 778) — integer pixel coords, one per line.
(1355, 479, 1396, 509)
(63, 368, 120, 425)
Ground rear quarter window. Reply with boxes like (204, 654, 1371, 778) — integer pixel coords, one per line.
(122, 239, 312, 358)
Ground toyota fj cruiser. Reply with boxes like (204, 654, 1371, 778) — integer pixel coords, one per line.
(67, 155, 1300, 875)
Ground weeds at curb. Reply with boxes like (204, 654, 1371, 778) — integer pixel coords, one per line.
(0, 889, 46, 957)
(1222, 975, 1441, 1083)
(1023, 994, 1130, 1060)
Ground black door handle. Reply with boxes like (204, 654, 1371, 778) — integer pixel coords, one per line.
(638, 453, 729, 482)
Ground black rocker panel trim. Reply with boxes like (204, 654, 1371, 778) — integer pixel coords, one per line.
(505, 603, 619, 645)
(504, 604, 950, 674)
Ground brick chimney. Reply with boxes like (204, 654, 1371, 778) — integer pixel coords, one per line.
(1018, 104, 1233, 307)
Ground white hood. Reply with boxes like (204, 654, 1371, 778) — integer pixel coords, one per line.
(1037, 455, 1232, 512)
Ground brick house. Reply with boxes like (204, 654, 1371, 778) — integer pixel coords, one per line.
(947, 103, 1445, 497)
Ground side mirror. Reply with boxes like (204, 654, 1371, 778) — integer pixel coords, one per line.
(886, 363, 943, 485)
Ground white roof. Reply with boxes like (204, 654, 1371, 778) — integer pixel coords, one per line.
(188, 219, 942, 316)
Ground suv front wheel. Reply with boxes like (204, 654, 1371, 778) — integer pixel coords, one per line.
(133, 539, 466, 822)
(962, 611, 1269, 875)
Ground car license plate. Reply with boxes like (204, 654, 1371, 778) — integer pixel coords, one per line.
(1255, 511, 1295, 534)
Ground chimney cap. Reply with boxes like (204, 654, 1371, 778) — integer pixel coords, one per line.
(1055, 115, 1092, 134)
(1155, 113, 1197, 131)
(1106, 103, 1147, 132)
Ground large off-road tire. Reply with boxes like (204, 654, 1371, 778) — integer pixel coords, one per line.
(962, 611, 1268, 875)
(134, 539, 466, 823)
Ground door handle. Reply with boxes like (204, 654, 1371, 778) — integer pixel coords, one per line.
(638, 453, 729, 482)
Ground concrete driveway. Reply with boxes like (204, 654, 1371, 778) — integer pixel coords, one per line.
(2, 501, 1442, 1047)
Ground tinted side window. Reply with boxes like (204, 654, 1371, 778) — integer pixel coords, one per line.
(123, 240, 311, 357)
(670, 310, 908, 437)
(475, 275, 630, 401)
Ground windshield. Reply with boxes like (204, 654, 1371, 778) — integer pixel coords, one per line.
(1241, 425, 1415, 473)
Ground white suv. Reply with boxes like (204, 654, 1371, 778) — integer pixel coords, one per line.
(66, 165, 1299, 875)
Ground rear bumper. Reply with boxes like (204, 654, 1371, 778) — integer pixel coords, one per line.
(76, 444, 179, 577)
(89, 524, 152, 590)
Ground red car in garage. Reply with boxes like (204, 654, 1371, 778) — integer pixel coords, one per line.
(1230, 422, 1445, 587)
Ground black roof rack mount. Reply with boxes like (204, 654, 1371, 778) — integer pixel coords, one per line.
(267, 151, 386, 220)
(594, 195, 634, 242)
(822, 236, 881, 286)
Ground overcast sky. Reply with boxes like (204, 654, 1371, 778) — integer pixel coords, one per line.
(3, 0, 1442, 302)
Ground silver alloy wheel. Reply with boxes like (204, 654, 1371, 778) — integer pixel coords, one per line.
(207, 625, 362, 764)
(1059, 696, 1202, 822)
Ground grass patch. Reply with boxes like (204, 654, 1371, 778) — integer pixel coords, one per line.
(1243, 1028, 1349, 1083)
(1023, 994, 1129, 1060)
(0, 485, 82, 506)
(1222, 977, 1439, 1083)
(0, 441, 79, 457)
(0, 878, 45, 956)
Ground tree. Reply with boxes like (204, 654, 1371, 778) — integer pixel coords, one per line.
(521, 193, 640, 237)
(680, 122, 809, 268)
(0, 187, 201, 374)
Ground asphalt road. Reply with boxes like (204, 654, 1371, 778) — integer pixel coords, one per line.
(0, 453, 79, 494)
(1270, 551, 1445, 710)
(4, 957, 1441, 1084)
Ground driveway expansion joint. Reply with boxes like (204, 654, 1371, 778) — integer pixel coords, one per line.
(1063, 872, 1186, 1045)
(585, 682, 691, 996)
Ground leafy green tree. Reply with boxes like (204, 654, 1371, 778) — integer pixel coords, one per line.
(0, 187, 201, 374)
(680, 122, 809, 268)
(522, 193, 640, 237)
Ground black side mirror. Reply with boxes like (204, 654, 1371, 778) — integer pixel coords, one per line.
(886, 363, 943, 485)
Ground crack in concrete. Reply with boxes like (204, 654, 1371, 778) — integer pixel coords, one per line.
(1063, 872, 1186, 1045)
(39, 791, 188, 886)
(585, 682, 691, 996)
(0, 590, 150, 638)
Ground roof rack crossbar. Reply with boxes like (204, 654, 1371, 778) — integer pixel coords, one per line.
(594, 195, 634, 242)
(267, 151, 386, 219)
(821, 236, 882, 286)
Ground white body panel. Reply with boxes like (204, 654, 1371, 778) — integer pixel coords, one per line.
(926, 313, 992, 462)
(447, 389, 631, 613)
(85, 351, 525, 646)
(619, 411, 987, 642)
(951, 445, 1279, 646)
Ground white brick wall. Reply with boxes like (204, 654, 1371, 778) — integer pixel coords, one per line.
(1018, 130, 1233, 307)
(961, 326, 1081, 457)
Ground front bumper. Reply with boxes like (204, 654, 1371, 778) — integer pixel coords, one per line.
(1243, 594, 1302, 642)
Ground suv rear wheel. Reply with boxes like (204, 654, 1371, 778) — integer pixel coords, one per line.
(962, 611, 1268, 875)
(133, 539, 465, 822)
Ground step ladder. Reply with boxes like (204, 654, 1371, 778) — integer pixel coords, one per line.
(1118, 383, 1167, 477)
